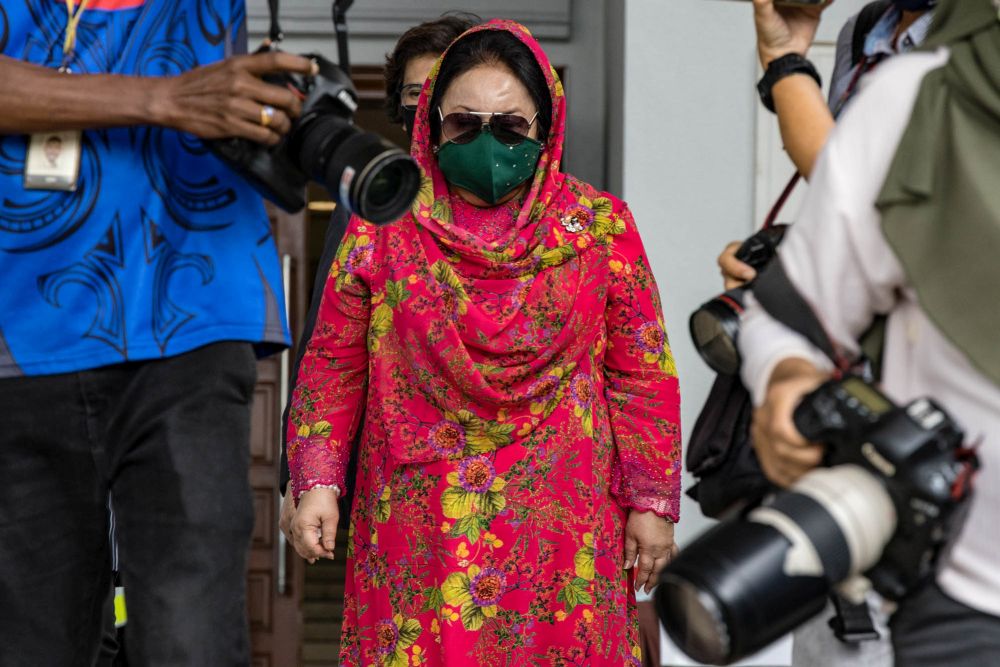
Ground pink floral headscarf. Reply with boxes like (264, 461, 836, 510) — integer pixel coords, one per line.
(406, 19, 619, 280)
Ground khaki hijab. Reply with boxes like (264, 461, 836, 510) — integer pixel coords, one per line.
(877, 0, 1000, 385)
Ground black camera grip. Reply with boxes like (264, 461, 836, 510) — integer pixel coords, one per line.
(792, 383, 848, 444)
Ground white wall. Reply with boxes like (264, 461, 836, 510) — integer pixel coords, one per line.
(620, 0, 869, 545)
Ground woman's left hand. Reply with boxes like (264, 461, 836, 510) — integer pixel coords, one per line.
(624, 509, 679, 594)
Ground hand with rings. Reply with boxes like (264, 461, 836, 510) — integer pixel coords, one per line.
(260, 105, 276, 128)
(151, 50, 317, 145)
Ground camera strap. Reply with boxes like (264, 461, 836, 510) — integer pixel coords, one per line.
(266, 1, 353, 72)
(828, 593, 881, 643)
(762, 173, 800, 230)
(753, 261, 852, 374)
(333, 0, 354, 74)
(266, 0, 284, 43)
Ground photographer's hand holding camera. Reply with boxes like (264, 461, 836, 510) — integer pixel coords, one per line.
(742, 1, 1000, 663)
(0, 49, 315, 143)
(750, 357, 827, 487)
(149, 51, 315, 144)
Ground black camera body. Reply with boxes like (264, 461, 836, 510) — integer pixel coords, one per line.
(689, 225, 787, 375)
(732, 224, 786, 270)
(795, 377, 976, 600)
(656, 376, 978, 665)
(209, 46, 419, 224)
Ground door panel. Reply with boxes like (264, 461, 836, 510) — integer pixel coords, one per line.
(248, 205, 308, 667)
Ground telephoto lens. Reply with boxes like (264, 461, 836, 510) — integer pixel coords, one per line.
(657, 465, 895, 665)
(277, 53, 421, 224)
(656, 376, 975, 665)
(209, 49, 420, 225)
(290, 108, 420, 224)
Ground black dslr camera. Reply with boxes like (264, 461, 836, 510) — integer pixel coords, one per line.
(657, 376, 978, 665)
(209, 2, 420, 224)
(689, 225, 787, 375)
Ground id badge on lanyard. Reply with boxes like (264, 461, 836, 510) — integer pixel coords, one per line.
(23, 0, 89, 192)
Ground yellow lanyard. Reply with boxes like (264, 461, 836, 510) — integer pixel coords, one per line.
(60, 0, 91, 70)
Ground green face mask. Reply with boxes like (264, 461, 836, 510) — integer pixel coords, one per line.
(436, 129, 543, 205)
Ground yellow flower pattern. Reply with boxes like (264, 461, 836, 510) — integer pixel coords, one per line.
(286, 19, 676, 667)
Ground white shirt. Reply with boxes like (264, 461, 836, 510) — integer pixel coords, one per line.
(739, 49, 1000, 618)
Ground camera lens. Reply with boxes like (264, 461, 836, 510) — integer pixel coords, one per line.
(690, 290, 745, 376)
(207, 51, 422, 220)
(367, 163, 403, 208)
(658, 574, 730, 664)
(656, 518, 831, 665)
(296, 114, 420, 225)
(346, 146, 421, 224)
(656, 465, 897, 665)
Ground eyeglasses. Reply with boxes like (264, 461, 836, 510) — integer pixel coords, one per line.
(399, 83, 423, 111)
(438, 108, 539, 146)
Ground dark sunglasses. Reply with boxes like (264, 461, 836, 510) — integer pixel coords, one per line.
(438, 108, 539, 146)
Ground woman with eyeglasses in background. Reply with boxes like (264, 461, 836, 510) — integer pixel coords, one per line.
(286, 20, 682, 666)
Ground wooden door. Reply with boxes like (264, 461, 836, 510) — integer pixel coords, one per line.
(247, 204, 308, 667)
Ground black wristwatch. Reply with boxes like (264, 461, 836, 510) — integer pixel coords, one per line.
(757, 53, 822, 114)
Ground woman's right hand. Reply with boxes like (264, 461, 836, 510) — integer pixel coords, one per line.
(290, 487, 340, 564)
(718, 241, 757, 290)
(752, 0, 828, 69)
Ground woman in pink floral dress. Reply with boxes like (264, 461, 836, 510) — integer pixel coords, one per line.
(288, 20, 682, 666)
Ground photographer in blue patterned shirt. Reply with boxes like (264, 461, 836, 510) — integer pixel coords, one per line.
(0, 1, 313, 663)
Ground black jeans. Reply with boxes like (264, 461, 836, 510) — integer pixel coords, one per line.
(891, 581, 1000, 666)
(0, 342, 257, 667)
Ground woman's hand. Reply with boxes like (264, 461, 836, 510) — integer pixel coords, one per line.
(623, 510, 679, 594)
(718, 241, 757, 290)
(290, 487, 340, 564)
(753, 0, 829, 69)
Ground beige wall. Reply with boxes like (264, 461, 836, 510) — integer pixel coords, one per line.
(620, 0, 872, 546)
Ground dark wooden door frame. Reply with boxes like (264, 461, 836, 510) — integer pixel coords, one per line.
(248, 205, 308, 667)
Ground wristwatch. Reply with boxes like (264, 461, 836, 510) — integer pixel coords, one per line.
(757, 53, 822, 114)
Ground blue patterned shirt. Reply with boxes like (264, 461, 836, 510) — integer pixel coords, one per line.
(0, 0, 290, 377)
